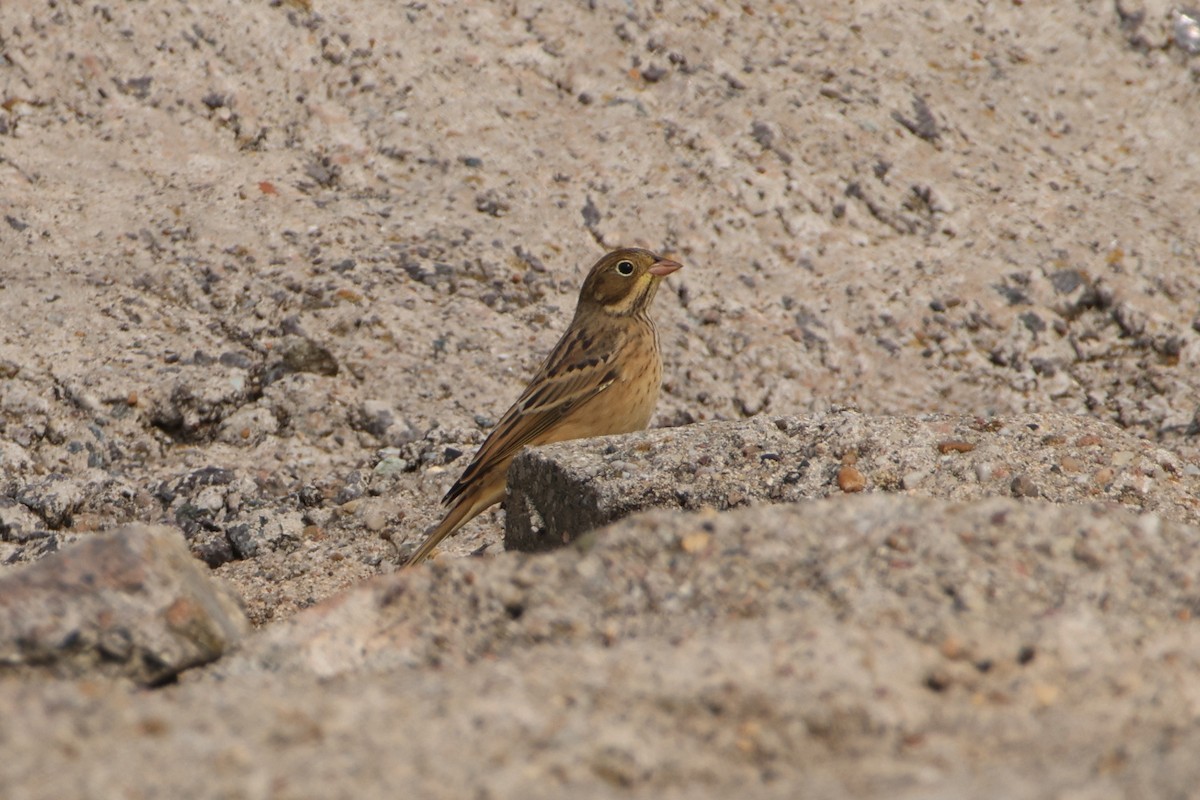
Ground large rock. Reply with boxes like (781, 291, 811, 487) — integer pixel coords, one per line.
(0, 524, 249, 685)
(94, 496, 1195, 800)
(505, 411, 1199, 552)
(223, 495, 1199, 680)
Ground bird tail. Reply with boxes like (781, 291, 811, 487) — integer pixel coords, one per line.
(404, 492, 486, 568)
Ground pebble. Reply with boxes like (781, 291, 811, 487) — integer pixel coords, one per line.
(194, 486, 227, 514)
(1032, 682, 1061, 707)
(678, 531, 712, 554)
(373, 457, 409, 476)
(362, 506, 389, 533)
(0, 440, 33, 472)
(1119, 473, 1153, 496)
(1010, 475, 1040, 498)
(15, 475, 85, 529)
(838, 466, 866, 493)
(940, 635, 965, 660)
(1111, 451, 1135, 467)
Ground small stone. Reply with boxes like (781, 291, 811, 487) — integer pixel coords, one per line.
(1120, 474, 1153, 496)
(373, 457, 409, 476)
(1011, 475, 1040, 498)
(1033, 682, 1061, 706)
(679, 531, 712, 554)
(1049, 269, 1086, 294)
(940, 635, 965, 660)
(363, 506, 389, 533)
(217, 407, 279, 446)
(1073, 538, 1103, 569)
(218, 351, 255, 370)
(925, 670, 952, 692)
(193, 485, 226, 514)
(270, 337, 339, 380)
(640, 64, 669, 82)
(1060, 456, 1083, 473)
(15, 474, 84, 529)
(226, 512, 305, 560)
(1111, 451, 1135, 467)
(837, 466, 866, 493)
(0, 502, 46, 543)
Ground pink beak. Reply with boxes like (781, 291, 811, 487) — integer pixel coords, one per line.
(648, 257, 683, 277)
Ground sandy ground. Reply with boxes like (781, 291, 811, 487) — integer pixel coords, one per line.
(1, 0, 1199, 796)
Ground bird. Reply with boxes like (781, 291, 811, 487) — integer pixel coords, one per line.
(404, 247, 683, 567)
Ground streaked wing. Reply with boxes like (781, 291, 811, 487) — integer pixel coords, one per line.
(443, 324, 624, 507)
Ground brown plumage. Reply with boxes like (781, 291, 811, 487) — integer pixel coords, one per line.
(405, 247, 683, 566)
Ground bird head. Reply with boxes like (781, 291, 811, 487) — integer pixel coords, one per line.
(578, 248, 683, 316)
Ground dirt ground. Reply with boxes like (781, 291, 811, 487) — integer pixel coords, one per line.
(1, 0, 1199, 796)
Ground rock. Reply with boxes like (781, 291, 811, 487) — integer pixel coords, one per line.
(225, 511, 305, 560)
(0, 439, 33, 473)
(224, 495, 1198, 679)
(0, 500, 47, 543)
(151, 467, 315, 566)
(15, 473, 85, 529)
(260, 372, 349, 439)
(187, 496, 1200, 798)
(183, 526, 236, 568)
(264, 336, 339, 383)
(1115, 0, 1178, 50)
(140, 370, 257, 442)
(353, 400, 419, 446)
(372, 456, 409, 476)
(353, 400, 396, 438)
(216, 405, 280, 446)
(505, 411, 1199, 553)
(0, 524, 248, 685)
(182, 494, 1200, 796)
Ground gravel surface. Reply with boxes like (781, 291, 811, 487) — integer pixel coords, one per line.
(1, 0, 1199, 796)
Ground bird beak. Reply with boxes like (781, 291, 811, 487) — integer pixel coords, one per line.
(648, 257, 683, 277)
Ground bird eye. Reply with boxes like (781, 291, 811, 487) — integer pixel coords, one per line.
(615, 260, 635, 276)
